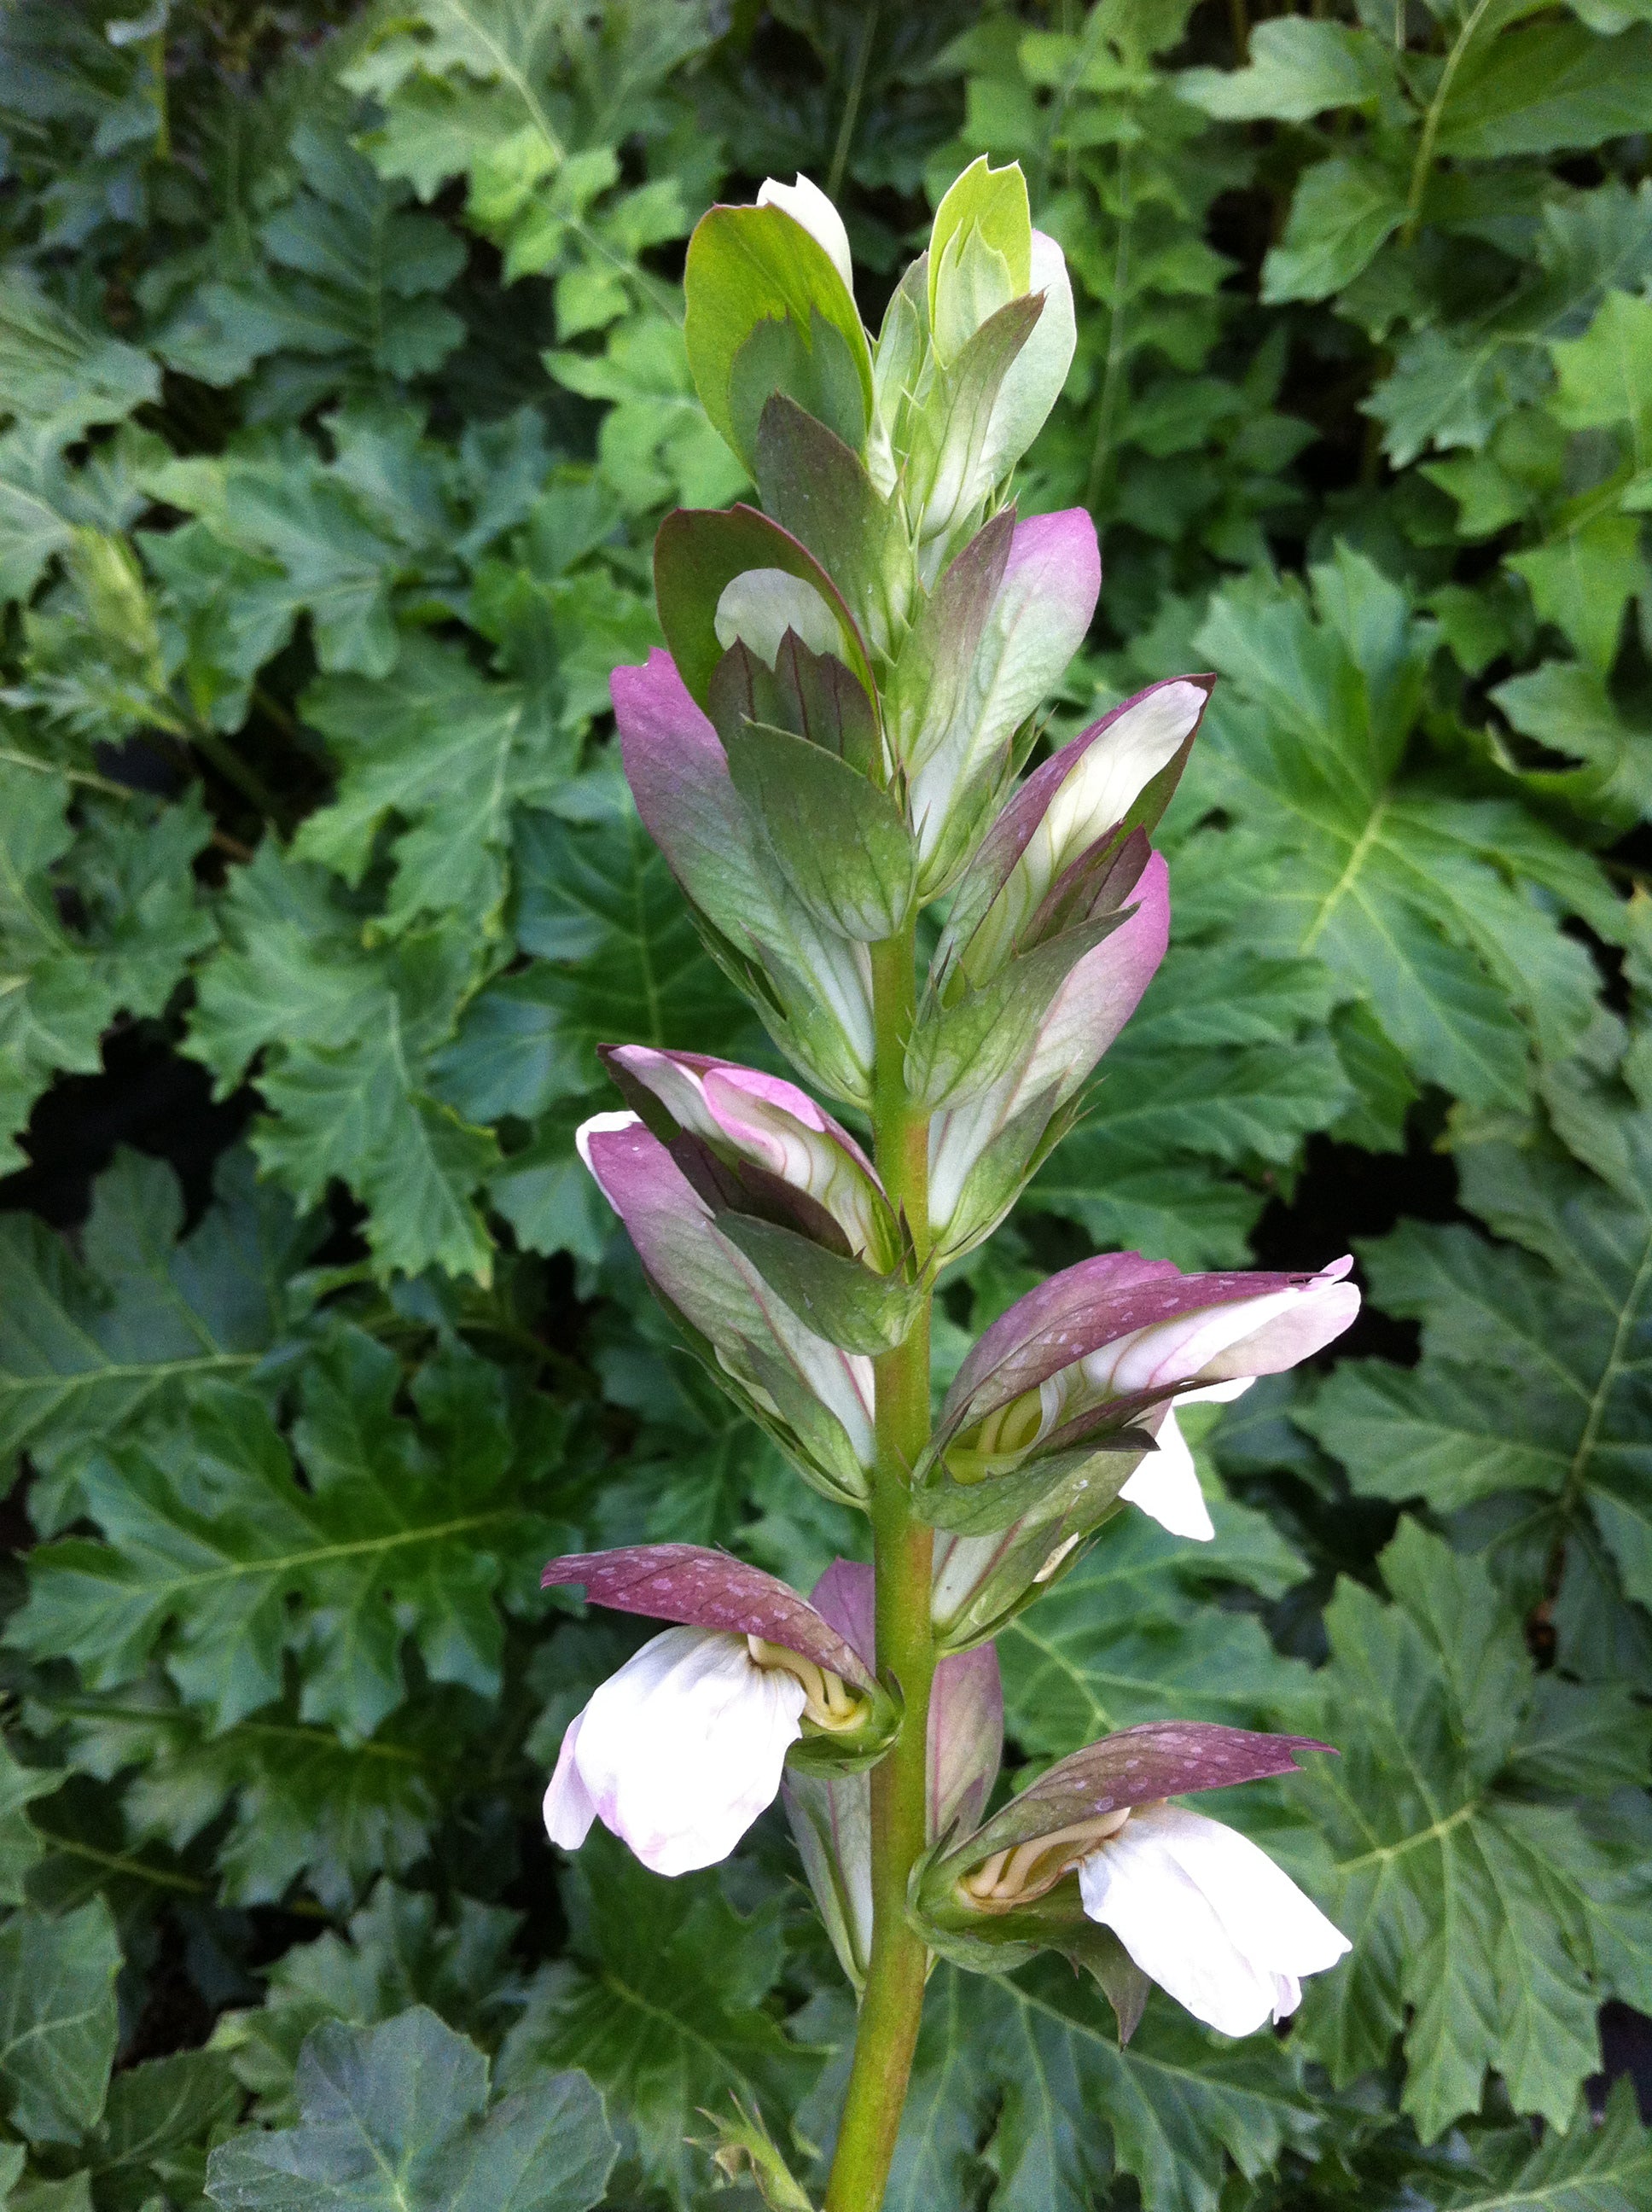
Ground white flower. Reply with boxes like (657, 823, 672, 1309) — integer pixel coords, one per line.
(544, 1625, 807, 1877)
(1118, 1378, 1254, 1543)
(1078, 1802, 1350, 2037)
(756, 173, 855, 298)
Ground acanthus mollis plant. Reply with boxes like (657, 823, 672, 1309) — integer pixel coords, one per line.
(541, 162, 1361, 2212)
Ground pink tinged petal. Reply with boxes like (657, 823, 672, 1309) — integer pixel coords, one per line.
(543, 1710, 596, 1849)
(576, 1118, 876, 1464)
(1012, 848, 1170, 1103)
(1194, 1265, 1360, 1382)
(569, 1626, 806, 1876)
(701, 1069, 885, 1253)
(603, 1047, 878, 1187)
(575, 1110, 641, 1196)
(545, 1543, 876, 1691)
(943, 1252, 1352, 1444)
(969, 679, 1212, 973)
(1102, 1260, 1359, 1396)
(1119, 1408, 1215, 1541)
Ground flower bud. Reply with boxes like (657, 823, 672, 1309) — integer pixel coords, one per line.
(602, 1045, 893, 1266)
(684, 185, 871, 468)
(944, 677, 1213, 987)
(923, 853, 1170, 1259)
(943, 1252, 1357, 1505)
(578, 1115, 877, 1501)
(756, 174, 855, 299)
(782, 1560, 1003, 1988)
(870, 160, 1076, 555)
(914, 1720, 1344, 2039)
(922, 1253, 1361, 1642)
(612, 649, 875, 1105)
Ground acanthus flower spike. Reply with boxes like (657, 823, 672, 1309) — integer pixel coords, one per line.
(915, 1720, 1347, 2042)
(542, 1545, 899, 1882)
(922, 1252, 1361, 1646)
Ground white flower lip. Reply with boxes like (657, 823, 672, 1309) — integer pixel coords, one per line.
(543, 1623, 806, 1877)
(1118, 1378, 1254, 1542)
(1078, 1802, 1349, 2038)
(757, 172, 855, 298)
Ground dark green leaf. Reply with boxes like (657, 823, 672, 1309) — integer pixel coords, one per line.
(206, 2007, 616, 2212)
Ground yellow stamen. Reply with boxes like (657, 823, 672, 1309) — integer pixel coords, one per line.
(959, 1804, 1134, 1906)
(747, 1637, 866, 1731)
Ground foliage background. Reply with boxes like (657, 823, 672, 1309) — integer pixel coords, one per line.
(2, 0, 1651, 2205)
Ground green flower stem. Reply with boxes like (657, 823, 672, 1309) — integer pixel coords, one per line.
(824, 927, 935, 2212)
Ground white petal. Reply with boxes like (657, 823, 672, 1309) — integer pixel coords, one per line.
(1079, 1818, 1281, 2037)
(575, 1109, 641, 1188)
(568, 1626, 806, 1877)
(1137, 1804, 1351, 1979)
(1039, 684, 1207, 886)
(1120, 1409, 1215, 1541)
(715, 568, 841, 667)
(543, 1711, 597, 1849)
(757, 173, 855, 297)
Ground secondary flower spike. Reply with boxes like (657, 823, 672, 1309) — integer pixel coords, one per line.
(542, 1545, 888, 1878)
